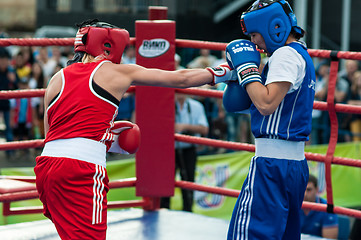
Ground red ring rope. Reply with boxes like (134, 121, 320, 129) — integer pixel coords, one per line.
(2, 38, 361, 60)
(0, 88, 360, 115)
(0, 89, 45, 99)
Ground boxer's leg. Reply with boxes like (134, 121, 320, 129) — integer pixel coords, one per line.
(36, 157, 109, 240)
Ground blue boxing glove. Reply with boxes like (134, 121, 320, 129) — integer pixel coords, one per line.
(223, 81, 252, 113)
(226, 39, 262, 88)
(206, 63, 237, 85)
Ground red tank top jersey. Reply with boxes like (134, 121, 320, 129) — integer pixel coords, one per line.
(45, 60, 119, 150)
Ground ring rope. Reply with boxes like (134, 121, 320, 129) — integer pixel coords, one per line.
(0, 88, 360, 115)
(175, 180, 240, 198)
(0, 37, 135, 47)
(0, 176, 36, 183)
(0, 89, 45, 99)
(175, 134, 361, 168)
(2, 37, 361, 60)
(176, 88, 361, 115)
(303, 202, 361, 219)
(0, 38, 75, 47)
(324, 59, 340, 210)
(0, 134, 359, 168)
(0, 190, 39, 202)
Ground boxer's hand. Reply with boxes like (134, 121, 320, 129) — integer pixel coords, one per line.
(206, 62, 237, 85)
(226, 39, 262, 88)
(223, 82, 252, 113)
(109, 121, 141, 154)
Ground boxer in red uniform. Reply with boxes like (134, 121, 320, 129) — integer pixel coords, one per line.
(34, 19, 236, 239)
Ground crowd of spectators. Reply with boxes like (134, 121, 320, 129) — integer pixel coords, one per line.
(312, 59, 361, 144)
(0, 37, 361, 160)
(0, 44, 73, 159)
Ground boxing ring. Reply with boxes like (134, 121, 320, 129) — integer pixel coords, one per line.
(0, 6, 361, 240)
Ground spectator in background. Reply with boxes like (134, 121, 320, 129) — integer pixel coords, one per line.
(14, 51, 32, 80)
(160, 93, 209, 212)
(212, 51, 238, 144)
(174, 53, 185, 70)
(315, 66, 349, 104)
(36, 47, 57, 81)
(347, 71, 361, 141)
(187, 49, 218, 148)
(301, 174, 339, 239)
(51, 46, 68, 67)
(0, 29, 16, 57)
(210, 100, 228, 145)
(63, 47, 75, 65)
(337, 60, 360, 141)
(213, 51, 253, 145)
(122, 46, 136, 64)
(187, 49, 217, 69)
(316, 66, 350, 143)
(212, 50, 226, 67)
(350, 213, 361, 240)
(61, 46, 74, 60)
(0, 47, 16, 158)
(0, 28, 9, 38)
(339, 60, 359, 86)
(216, 80, 241, 144)
(10, 77, 38, 143)
(20, 46, 35, 67)
(29, 62, 46, 139)
(311, 61, 330, 145)
(29, 62, 46, 90)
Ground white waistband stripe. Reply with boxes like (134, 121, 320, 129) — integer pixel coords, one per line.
(255, 138, 305, 161)
(41, 138, 107, 167)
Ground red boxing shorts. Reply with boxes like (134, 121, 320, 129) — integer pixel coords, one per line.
(34, 156, 109, 240)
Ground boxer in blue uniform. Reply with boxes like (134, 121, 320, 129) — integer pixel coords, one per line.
(223, 1, 315, 239)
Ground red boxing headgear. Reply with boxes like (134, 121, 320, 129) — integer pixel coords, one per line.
(74, 22, 130, 64)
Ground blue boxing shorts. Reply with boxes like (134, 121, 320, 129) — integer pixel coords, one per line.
(227, 139, 309, 240)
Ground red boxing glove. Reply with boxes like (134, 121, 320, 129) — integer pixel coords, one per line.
(109, 121, 141, 154)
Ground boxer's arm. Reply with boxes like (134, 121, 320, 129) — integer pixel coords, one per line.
(119, 64, 214, 88)
(43, 71, 62, 136)
(245, 81, 291, 116)
(95, 63, 214, 101)
(44, 108, 49, 137)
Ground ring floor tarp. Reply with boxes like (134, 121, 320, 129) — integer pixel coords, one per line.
(0, 208, 324, 240)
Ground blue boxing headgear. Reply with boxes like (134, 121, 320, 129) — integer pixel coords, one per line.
(240, 0, 303, 55)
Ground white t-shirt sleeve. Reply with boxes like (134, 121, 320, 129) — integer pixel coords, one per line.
(266, 45, 306, 93)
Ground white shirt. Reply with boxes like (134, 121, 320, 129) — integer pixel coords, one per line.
(266, 44, 306, 94)
(175, 98, 208, 149)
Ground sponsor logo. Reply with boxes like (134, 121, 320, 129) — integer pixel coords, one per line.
(308, 79, 316, 90)
(240, 67, 259, 77)
(195, 165, 230, 208)
(237, 63, 260, 81)
(138, 38, 170, 58)
(231, 42, 255, 54)
(211, 67, 226, 76)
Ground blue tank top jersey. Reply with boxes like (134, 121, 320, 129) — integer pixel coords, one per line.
(250, 42, 316, 141)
